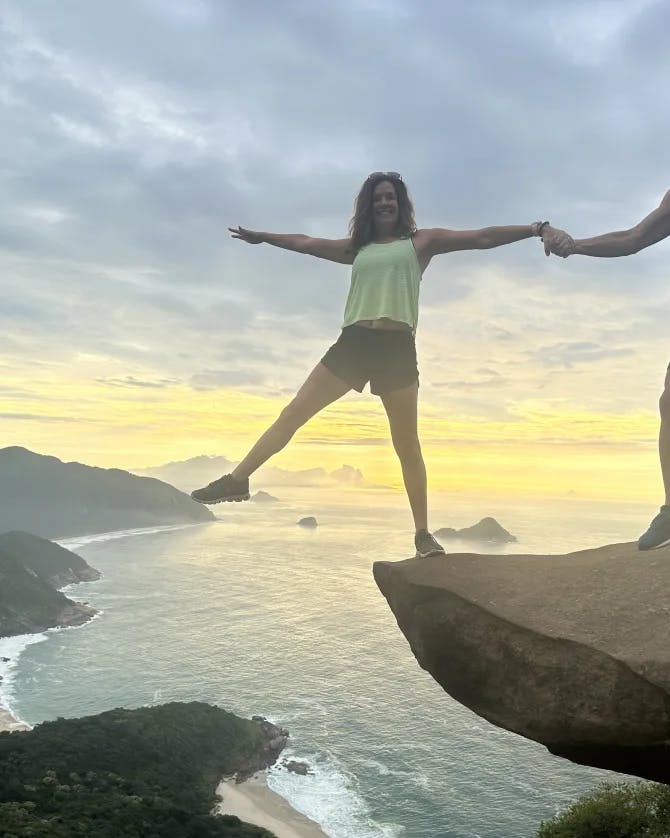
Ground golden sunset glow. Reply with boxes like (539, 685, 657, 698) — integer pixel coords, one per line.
(3, 1, 669, 515)
(2, 360, 661, 502)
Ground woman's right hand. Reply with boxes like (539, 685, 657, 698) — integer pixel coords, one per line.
(228, 226, 264, 244)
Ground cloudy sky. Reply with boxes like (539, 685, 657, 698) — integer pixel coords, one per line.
(2, 0, 669, 501)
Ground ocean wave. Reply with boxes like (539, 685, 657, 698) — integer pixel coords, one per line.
(268, 748, 404, 838)
(0, 633, 49, 721)
(57, 522, 202, 551)
(357, 757, 434, 794)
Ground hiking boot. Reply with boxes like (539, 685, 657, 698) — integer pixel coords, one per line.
(414, 529, 446, 558)
(638, 505, 670, 550)
(191, 474, 250, 505)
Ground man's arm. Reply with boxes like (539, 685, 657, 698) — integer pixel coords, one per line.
(229, 226, 353, 265)
(544, 190, 670, 258)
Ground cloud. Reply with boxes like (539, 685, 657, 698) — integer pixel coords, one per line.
(2, 0, 670, 475)
(528, 341, 635, 369)
(96, 376, 179, 389)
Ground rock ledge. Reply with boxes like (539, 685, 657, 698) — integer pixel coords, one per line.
(373, 542, 670, 782)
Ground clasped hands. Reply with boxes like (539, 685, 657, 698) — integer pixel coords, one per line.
(540, 224, 575, 258)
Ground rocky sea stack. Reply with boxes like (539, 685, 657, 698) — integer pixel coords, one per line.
(250, 490, 279, 503)
(434, 516, 516, 543)
(374, 542, 670, 783)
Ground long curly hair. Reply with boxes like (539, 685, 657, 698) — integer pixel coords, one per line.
(348, 174, 417, 253)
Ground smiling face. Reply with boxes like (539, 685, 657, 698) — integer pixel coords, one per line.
(372, 179, 399, 232)
(349, 174, 416, 251)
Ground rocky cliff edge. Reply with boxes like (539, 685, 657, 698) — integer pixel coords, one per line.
(373, 543, 670, 783)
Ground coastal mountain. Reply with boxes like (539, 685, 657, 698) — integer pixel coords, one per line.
(0, 531, 101, 587)
(136, 454, 236, 493)
(0, 532, 99, 637)
(137, 455, 368, 493)
(374, 542, 670, 784)
(0, 447, 214, 539)
(0, 701, 284, 837)
(0, 556, 95, 637)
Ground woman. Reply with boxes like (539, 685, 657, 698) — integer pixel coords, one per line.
(192, 172, 549, 557)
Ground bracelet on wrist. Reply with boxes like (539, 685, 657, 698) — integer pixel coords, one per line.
(532, 220, 550, 237)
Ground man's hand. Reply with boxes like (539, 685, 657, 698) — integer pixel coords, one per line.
(228, 226, 264, 244)
(541, 225, 576, 258)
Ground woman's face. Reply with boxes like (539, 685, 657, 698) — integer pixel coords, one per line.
(372, 179, 399, 227)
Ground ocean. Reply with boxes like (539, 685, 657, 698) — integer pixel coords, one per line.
(0, 490, 654, 837)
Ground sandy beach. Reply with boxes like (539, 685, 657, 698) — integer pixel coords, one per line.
(0, 707, 31, 733)
(216, 774, 327, 838)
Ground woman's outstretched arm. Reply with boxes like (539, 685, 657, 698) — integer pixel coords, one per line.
(229, 226, 354, 264)
(415, 222, 545, 258)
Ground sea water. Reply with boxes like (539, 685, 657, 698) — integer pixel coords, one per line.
(0, 491, 655, 837)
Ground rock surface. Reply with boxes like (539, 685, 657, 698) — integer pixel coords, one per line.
(434, 517, 516, 543)
(282, 759, 311, 775)
(373, 542, 670, 783)
(297, 516, 318, 528)
(238, 716, 290, 780)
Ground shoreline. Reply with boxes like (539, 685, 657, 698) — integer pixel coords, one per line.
(2, 523, 329, 834)
(216, 773, 327, 838)
(0, 707, 31, 733)
(0, 522, 195, 733)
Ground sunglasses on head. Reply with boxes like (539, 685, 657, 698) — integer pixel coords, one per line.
(366, 171, 403, 182)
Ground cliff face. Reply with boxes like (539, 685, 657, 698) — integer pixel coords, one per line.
(0, 447, 215, 538)
(0, 553, 96, 637)
(0, 531, 100, 637)
(0, 531, 101, 587)
(374, 543, 670, 783)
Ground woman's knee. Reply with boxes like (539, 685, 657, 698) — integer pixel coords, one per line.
(392, 432, 422, 462)
(278, 399, 310, 432)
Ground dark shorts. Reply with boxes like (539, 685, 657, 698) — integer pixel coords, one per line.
(321, 325, 419, 395)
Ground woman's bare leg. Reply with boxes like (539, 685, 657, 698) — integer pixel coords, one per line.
(380, 382, 427, 532)
(231, 363, 351, 480)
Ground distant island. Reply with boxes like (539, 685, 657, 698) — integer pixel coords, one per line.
(0, 446, 215, 539)
(138, 455, 368, 493)
(0, 701, 285, 837)
(434, 517, 517, 544)
(251, 490, 279, 503)
(0, 531, 100, 637)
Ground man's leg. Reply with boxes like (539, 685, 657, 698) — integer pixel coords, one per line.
(659, 364, 670, 506)
(192, 363, 351, 503)
(638, 363, 670, 549)
(380, 382, 444, 557)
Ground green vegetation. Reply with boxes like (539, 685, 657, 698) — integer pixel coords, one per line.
(0, 702, 275, 837)
(537, 781, 670, 837)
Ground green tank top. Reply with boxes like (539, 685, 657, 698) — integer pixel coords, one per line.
(342, 237, 422, 330)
